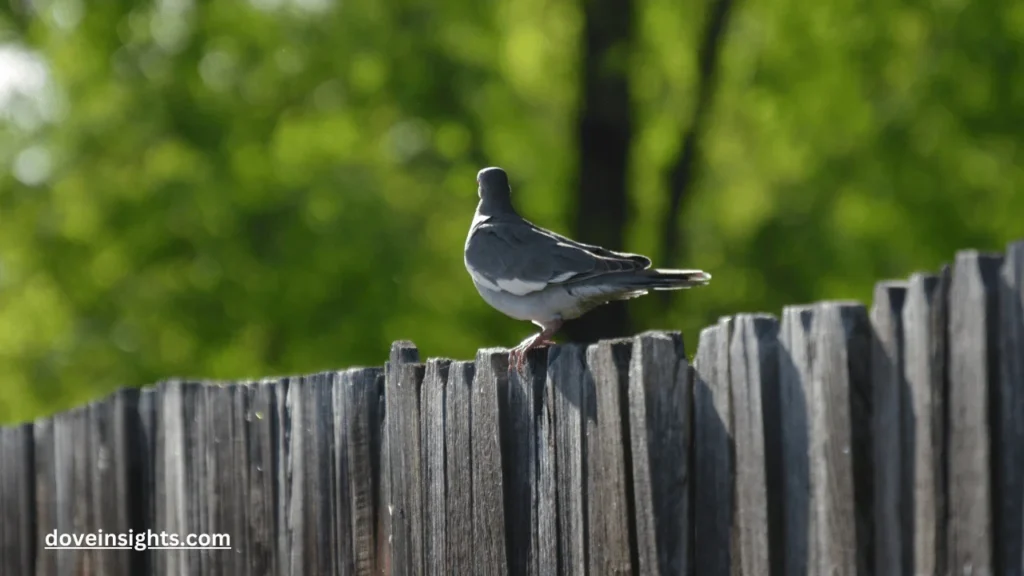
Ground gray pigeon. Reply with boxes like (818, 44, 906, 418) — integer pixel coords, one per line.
(465, 166, 711, 371)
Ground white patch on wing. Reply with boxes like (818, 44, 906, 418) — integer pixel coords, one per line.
(466, 262, 503, 292)
(549, 271, 577, 283)
(495, 277, 548, 296)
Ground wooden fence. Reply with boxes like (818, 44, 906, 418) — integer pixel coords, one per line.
(1, 241, 1022, 576)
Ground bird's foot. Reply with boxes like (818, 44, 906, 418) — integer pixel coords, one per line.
(508, 320, 563, 377)
(508, 337, 558, 376)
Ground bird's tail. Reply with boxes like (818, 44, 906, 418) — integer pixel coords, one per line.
(624, 268, 712, 291)
(564, 268, 711, 312)
(583, 268, 711, 303)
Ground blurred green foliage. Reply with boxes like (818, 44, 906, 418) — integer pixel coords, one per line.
(1, 0, 1022, 422)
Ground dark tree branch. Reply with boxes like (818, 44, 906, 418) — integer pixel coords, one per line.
(659, 0, 736, 305)
(565, 0, 636, 344)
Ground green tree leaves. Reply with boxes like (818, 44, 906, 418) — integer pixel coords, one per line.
(1, 0, 1021, 422)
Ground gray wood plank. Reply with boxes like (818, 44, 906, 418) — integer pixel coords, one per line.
(384, 341, 420, 576)
(246, 381, 280, 576)
(809, 301, 872, 575)
(227, 384, 251, 576)
(0, 423, 35, 576)
(392, 363, 426, 576)
(627, 331, 690, 576)
(445, 361, 475, 575)
(586, 338, 637, 576)
(281, 372, 345, 576)
(537, 351, 559, 576)
(201, 383, 244, 575)
(760, 315, 785, 576)
(332, 375, 353, 576)
(34, 417, 56, 576)
(902, 270, 949, 576)
(272, 377, 293, 576)
(53, 404, 94, 575)
(730, 314, 779, 575)
(422, 359, 450, 576)
(549, 343, 590, 576)
(778, 305, 814, 576)
(137, 388, 158, 576)
(503, 348, 549, 576)
(154, 381, 178, 576)
(949, 250, 1003, 575)
(998, 240, 1024, 575)
(90, 389, 147, 576)
(870, 282, 909, 576)
(185, 382, 207, 573)
(338, 368, 384, 576)
(693, 317, 734, 574)
(155, 380, 206, 574)
(472, 350, 511, 575)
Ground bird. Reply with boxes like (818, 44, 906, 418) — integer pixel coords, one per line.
(464, 166, 712, 373)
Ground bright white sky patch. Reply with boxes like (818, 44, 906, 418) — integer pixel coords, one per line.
(0, 45, 48, 108)
(0, 44, 61, 131)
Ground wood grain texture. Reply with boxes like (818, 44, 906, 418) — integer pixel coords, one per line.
(472, 350, 510, 576)
(0, 423, 34, 576)
(444, 361, 475, 575)
(536, 351, 560, 575)
(549, 343, 590, 576)
(730, 314, 778, 575)
(53, 404, 95, 575)
(201, 383, 244, 575)
(693, 317, 734, 575)
(587, 338, 637, 576)
(387, 361, 427, 576)
(246, 381, 281, 576)
(154, 380, 203, 575)
(330, 374, 356, 576)
(902, 270, 949, 576)
(997, 241, 1024, 575)
(869, 282, 909, 576)
(949, 250, 1003, 575)
(280, 372, 347, 576)
(33, 416, 56, 576)
(628, 331, 690, 576)
(337, 368, 384, 576)
(136, 388, 158, 576)
(96, 389, 148, 576)
(778, 305, 813, 576)
(809, 302, 872, 576)
(421, 359, 450, 576)
(502, 348, 549, 576)
(384, 341, 420, 576)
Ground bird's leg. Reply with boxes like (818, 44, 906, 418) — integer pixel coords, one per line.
(509, 320, 563, 375)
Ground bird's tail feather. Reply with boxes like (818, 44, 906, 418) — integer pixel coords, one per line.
(564, 268, 710, 312)
(577, 268, 710, 304)
(624, 268, 712, 291)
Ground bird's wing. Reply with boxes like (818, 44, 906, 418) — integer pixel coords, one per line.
(465, 217, 651, 296)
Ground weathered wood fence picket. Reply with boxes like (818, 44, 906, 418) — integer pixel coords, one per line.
(1, 241, 1022, 576)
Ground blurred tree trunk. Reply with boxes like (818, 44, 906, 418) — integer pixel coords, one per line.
(659, 0, 735, 306)
(565, 0, 635, 344)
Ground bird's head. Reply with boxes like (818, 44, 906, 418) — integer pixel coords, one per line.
(476, 166, 510, 201)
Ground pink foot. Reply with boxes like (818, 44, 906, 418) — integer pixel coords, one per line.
(507, 324, 561, 376)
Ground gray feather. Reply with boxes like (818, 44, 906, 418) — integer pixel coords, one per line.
(465, 213, 649, 295)
(464, 165, 711, 325)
